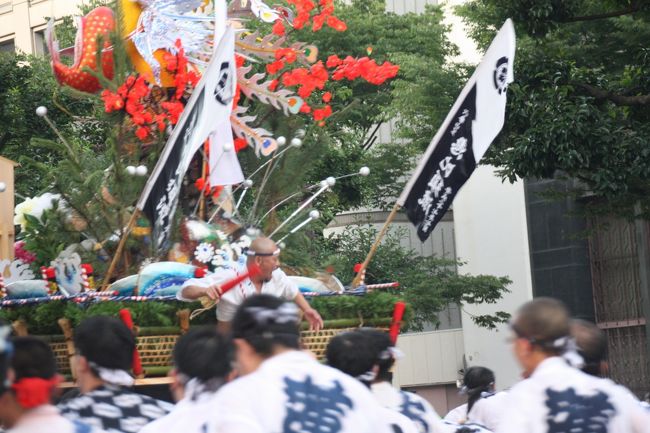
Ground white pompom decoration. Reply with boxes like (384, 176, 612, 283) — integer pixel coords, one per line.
(325, 176, 336, 187)
(223, 142, 234, 152)
(126, 166, 137, 175)
(246, 227, 260, 237)
(359, 166, 370, 176)
(135, 165, 148, 176)
(309, 210, 320, 219)
(290, 137, 302, 148)
(276, 136, 287, 146)
(36, 106, 48, 117)
(243, 179, 254, 188)
(0, 182, 6, 193)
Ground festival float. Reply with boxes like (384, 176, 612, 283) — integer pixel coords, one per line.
(0, 0, 404, 382)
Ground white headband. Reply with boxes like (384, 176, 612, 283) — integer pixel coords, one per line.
(557, 336, 585, 369)
(247, 303, 299, 325)
(89, 362, 134, 387)
(379, 347, 404, 360)
(245, 248, 281, 257)
(356, 370, 377, 382)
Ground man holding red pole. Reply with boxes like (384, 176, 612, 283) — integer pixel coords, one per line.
(178, 237, 323, 334)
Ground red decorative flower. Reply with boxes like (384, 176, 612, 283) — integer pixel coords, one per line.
(234, 137, 248, 152)
(135, 126, 150, 140)
(326, 15, 347, 31)
(299, 103, 312, 114)
(266, 60, 285, 75)
(161, 101, 184, 125)
(326, 55, 342, 68)
(322, 91, 332, 103)
(312, 104, 332, 121)
(101, 89, 124, 112)
(272, 19, 286, 36)
(275, 48, 298, 64)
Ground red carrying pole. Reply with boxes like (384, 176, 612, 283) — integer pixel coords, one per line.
(389, 301, 406, 345)
(119, 309, 143, 376)
(220, 264, 261, 294)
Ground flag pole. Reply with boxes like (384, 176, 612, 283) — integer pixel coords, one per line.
(351, 202, 401, 287)
(100, 208, 140, 291)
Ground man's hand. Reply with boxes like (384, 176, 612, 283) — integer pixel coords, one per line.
(204, 283, 223, 300)
(198, 284, 223, 309)
(303, 308, 324, 332)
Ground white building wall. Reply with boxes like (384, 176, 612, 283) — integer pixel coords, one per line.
(393, 329, 464, 386)
(440, 0, 481, 64)
(386, 0, 438, 14)
(453, 166, 534, 390)
(0, 0, 80, 55)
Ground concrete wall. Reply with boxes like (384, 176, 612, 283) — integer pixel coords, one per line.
(452, 165, 534, 390)
(386, 0, 438, 15)
(393, 328, 464, 387)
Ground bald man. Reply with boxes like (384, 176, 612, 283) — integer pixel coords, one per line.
(178, 237, 323, 334)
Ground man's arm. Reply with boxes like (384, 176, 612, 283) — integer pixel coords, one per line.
(178, 271, 234, 301)
(179, 283, 221, 301)
(293, 292, 323, 331)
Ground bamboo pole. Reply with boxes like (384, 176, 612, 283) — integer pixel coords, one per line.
(199, 154, 208, 220)
(58, 318, 77, 380)
(351, 203, 401, 287)
(100, 209, 141, 291)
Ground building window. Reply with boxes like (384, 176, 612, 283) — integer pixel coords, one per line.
(0, 38, 14, 53)
(33, 29, 47, 56)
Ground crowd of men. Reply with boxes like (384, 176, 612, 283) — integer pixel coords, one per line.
(1, 293, 649, 433)
(0, 238, 648, 432)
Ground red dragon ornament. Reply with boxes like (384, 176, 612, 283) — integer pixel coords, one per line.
(46, 6, 115, 93)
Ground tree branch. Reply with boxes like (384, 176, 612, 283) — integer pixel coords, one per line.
(561, 3, 645, 22)
(574, 82, 650, 106)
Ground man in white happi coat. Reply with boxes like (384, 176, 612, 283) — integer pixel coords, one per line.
(497, 297, 650, 433)
(208, 294, 394, 433)
(178, 237, 322, 334)
(325, 329, 420, 433)
(571, 319, 650, 413)
(140, 327, 232, 433)
(352, 329, 447, 433)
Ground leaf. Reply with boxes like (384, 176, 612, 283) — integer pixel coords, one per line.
(237, 64, 303, 116)
(236, 32, 318, 65)
(230, 105, 278, 156)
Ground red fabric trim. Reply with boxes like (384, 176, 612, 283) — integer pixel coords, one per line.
(11, 376, 61, 409)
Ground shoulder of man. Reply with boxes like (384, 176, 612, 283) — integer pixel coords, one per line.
(271, 268, 289, 279)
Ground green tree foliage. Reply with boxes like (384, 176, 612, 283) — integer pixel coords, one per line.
(237, 0, 464, 231)
(0, 53, 96, 197)
(305, 225, 511, 330)
(457, 0, 650, 218)
(0, 1, 510, 328)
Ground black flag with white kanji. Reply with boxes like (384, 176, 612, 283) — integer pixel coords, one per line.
(397, 19, 516, 242)
(402, 85, 477, 241)
(136, 28, 236, 253)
